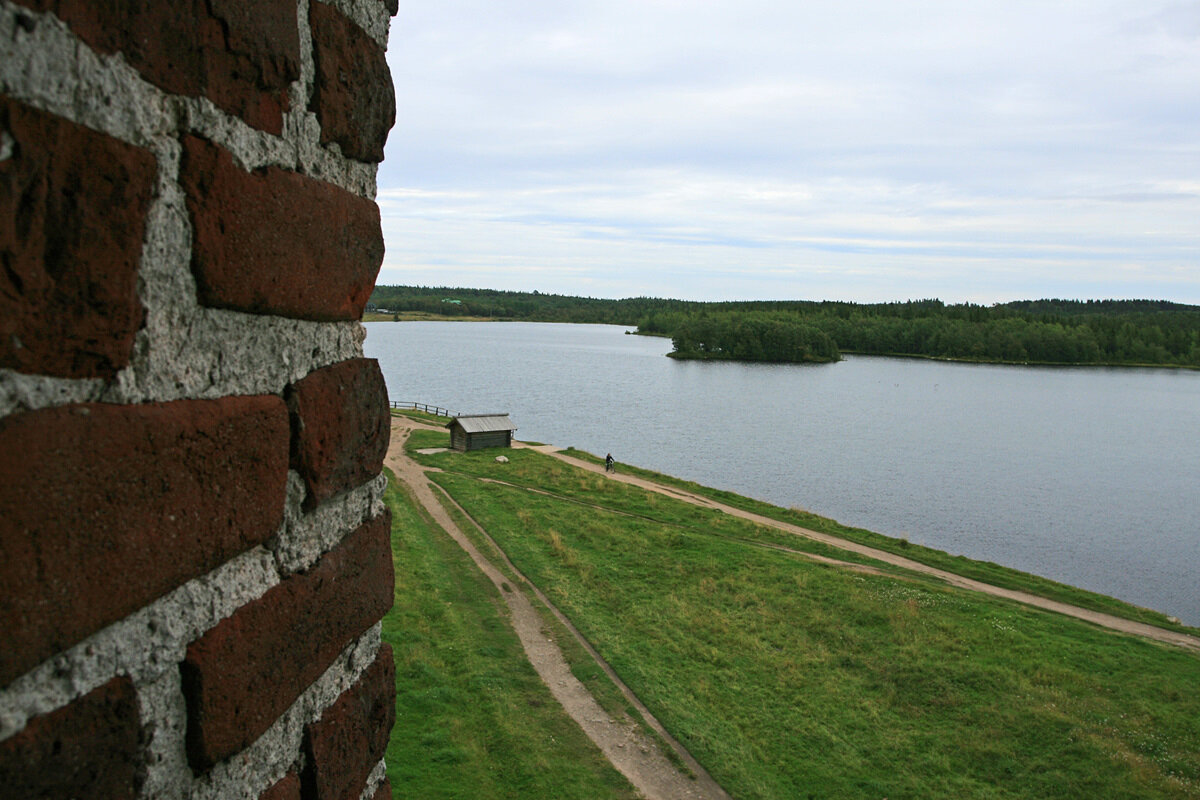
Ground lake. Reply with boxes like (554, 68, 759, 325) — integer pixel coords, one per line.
(364, 321, 1200, 625)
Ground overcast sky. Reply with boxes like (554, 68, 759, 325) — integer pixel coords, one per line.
(376, 1, 1200, 304)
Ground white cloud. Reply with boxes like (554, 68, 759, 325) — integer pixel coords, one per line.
(379, 0, 1200, 303)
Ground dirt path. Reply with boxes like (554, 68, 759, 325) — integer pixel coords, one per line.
(386, 418, 731, 800)
(518, 444, 1200, 654)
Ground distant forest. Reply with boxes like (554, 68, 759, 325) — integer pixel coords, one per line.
(368, 286, 1200, 368)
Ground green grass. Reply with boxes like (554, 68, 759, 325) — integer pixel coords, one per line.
(391, 408, 451, 426)
(421, 481, 634, 718)
(421, 480, 695, 777)
(414, 443, 928, 579)
(554, 448, 1197, 635)
(405, 427, 451, 452)
(379, 468, 638, 799)
(415, 440, 1200, 627)
(426, 452, 1200, 800)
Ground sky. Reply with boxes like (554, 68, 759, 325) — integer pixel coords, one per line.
(375, 1, 1200, 304)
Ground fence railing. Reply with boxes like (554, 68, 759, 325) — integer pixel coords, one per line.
(390, 401, 456, 418)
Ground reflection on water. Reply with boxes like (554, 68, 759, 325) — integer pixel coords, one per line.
(365, 321, 1200, 625)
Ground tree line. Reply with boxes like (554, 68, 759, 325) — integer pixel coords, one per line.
(368, 285, 674, 325)
(368, 287, 1200, 367)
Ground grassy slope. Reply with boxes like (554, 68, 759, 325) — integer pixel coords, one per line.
(421, 476, 698, 775)
(379, 469, 638, 799)
(407, 425, 1194, 633)
(557, 447, 1197, 636)
(405, 431, 932, 578)
(407, 442, 1200, 799)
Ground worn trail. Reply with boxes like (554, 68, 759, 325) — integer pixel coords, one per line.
(386, 418, 731, 800)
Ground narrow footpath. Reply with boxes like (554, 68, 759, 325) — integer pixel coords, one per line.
(517, 443, 1200, 654)
(386, 418, 732, 800)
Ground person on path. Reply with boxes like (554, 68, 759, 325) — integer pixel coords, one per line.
(605, 453, 614, 473)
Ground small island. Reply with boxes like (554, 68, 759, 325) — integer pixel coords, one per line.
(663, 312, 840, 363)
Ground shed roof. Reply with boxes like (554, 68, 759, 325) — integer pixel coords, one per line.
(446, 414, 517, 434)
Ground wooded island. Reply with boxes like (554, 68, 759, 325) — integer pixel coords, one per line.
(368, 286, 1200, 368)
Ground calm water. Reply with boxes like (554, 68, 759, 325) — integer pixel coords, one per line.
(365, 321, 1200, 625)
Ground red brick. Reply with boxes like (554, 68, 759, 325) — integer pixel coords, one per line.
(182, 513, 394, 770)
(0, 396, 289, 687)
(10, 0, 298, 134)
(309, 2, 395, 163)
(0, 676, 142, 799)
(260, 771, 302, 800)
(287, 359, 390, 510)
(302, 645, 395, 800)
(0, 96, 154, 379)
(180, 136, 383, 322)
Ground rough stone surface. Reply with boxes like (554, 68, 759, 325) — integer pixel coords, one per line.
(8, 0, 300, 134)
(316, 0, 393, 48)
(0, 551, 378, 800)
(0, 94, 155, 379)
(372, 776, 394, 800)
(0, 395, 290, 686)
(0, 1, 366, 202)
(0, 7, 372, 415)
(0, 370, 105, 417)
(0, 0, 397, 796)
(273, 471, 388, 576)
(186, 626, 383, 800)
(302, 644, 395, 800)
(309, 1, 395, 162)
(0, 675, 142, 799)
(260, 770, 302, 800)
(287, 358, 390, 509)
(0, 547, 278, 744)
(182, 513, 394, 770)
(0, 6, 174, 151)
(180, 135, 384, 322)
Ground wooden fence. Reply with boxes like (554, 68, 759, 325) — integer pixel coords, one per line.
(389, 401, 456, 417)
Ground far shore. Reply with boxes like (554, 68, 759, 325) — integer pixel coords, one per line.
(363, 311, 500, 322)
(364, 315, 1199, 371)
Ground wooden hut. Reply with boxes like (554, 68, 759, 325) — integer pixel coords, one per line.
(446, 414, 517, 452)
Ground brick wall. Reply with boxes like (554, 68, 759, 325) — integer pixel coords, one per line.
(0, 1, 398, 797)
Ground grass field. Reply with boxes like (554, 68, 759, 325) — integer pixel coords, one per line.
(407, 426, 1193, 636)
(399, 437, 1200, 799)
(379, 469, 638, 799)
(565, 452, 1199, 635)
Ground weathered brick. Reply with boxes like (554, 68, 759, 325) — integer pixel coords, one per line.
(287, 358, 390, 509)
(0, 396, 289, 687)
(182, 513, 394, 770)
(0, 95, 154, 379)
(180, 135, 383, 321)
(260, 771, 301, 800)
(302, 644, 395, 800)
(309, 1, 395, 162)
(10, 0, 299, 134)
(0, 676, 142, 799)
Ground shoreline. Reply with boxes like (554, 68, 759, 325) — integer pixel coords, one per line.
(393, 408, 1199, 635)
(365, 317, 1200, 371)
